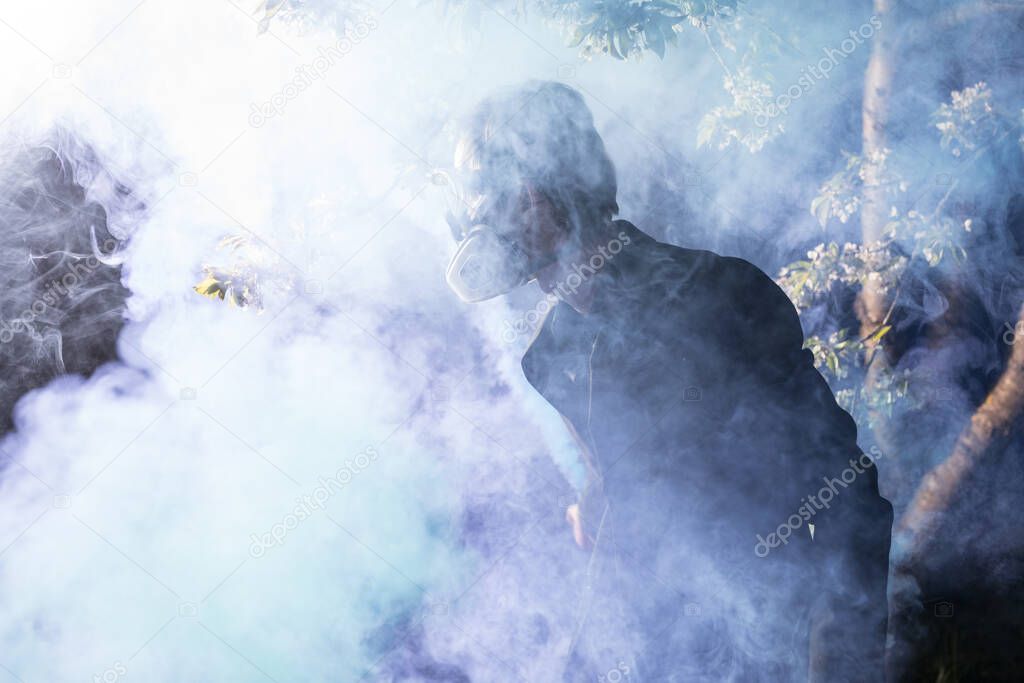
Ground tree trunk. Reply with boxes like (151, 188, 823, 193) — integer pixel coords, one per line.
(856, 0, 898, 452)
(898, 302, 1024, 559)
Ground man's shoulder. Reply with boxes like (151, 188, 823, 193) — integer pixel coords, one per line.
(604, 225, 803, 356)
(610, 224, 774, 304)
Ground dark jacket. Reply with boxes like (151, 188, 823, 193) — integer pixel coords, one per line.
(523, 222, 892, 682)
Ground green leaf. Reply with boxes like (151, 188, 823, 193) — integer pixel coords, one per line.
(810, 195, 830, 228)
(867, 325, 892, 344)
(194, 276, 227, 301)
(826, 351, 839, 377)
(696, 114, 717, 148)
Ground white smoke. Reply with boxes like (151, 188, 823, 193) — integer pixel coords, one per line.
(0, 1, 600, 680)
(1, 0, 982, 680)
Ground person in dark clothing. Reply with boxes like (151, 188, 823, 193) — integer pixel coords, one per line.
(445, 81, 892, 682)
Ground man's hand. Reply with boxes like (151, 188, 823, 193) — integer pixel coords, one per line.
(565, 504, 592, 549)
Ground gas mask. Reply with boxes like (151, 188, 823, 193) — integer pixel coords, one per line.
(445, 225, 533, 303)
(443, 181, 555, 303)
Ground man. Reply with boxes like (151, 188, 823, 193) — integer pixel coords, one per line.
(445, 81, 892, 682)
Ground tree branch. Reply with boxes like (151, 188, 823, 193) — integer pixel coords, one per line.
(898, 301, 1024, 561)
(857, 0, 898, 448)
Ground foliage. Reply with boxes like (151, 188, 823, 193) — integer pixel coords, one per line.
(258, 0, 741, 57)
(778, 83, 1022, 423)
(778, 240, 907, 312)
(550, 0, 740, 59)
(256, 0, 372, 33)
(256, 0, 772, 147)
(193, 235, 293, 310)
(810, 149, 907, 228)
(697, 63, 782, 152)
(247, 4, 1024, 425)
(932, 81, 1001, 158)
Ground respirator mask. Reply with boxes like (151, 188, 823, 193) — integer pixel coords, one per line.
(443, 178, 554, 303)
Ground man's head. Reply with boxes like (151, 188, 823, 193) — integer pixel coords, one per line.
(445, 81, 618, 303)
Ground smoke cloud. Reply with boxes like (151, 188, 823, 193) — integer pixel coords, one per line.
(0, 0, 1021, 680)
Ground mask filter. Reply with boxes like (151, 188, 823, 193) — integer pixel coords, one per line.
(446, 226, 533, 303)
